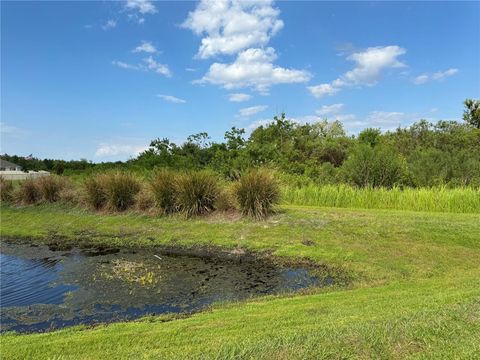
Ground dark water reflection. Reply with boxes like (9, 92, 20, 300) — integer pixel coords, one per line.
(0, 242, 330, 333)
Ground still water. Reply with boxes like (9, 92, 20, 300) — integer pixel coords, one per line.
(0, 242, 330, 333)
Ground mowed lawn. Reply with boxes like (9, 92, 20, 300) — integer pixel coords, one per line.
(1, 204, 479, 359)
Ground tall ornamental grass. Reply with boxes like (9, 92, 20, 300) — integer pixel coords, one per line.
(38, 175, 65, 202)
(17, 179, 41, 204)
(150, 169, 177, 214)
(0, 177, 14, 202)
(235, 169, 280, 219)
(282, 184, 480, 214)
(84, 177, 107, 210)
(175, 171, 219, 217)
(103, 173, 141, 211)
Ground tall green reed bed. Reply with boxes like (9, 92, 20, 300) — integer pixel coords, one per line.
(282, 185, 480, 213)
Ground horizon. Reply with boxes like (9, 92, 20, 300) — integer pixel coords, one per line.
(1, 0, 479, 161)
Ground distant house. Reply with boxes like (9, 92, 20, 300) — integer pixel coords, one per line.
(0, 158, 49, 180)
(0, 159, 22, 171)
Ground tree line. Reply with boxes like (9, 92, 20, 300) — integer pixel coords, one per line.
(3, 99, 480, 188)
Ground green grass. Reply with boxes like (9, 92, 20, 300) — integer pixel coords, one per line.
(282, 184, 480, 213)
(1, 203, 479, 359)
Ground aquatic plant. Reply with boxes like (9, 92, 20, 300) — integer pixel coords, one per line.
(234, 168, 280, 219)
(282, 184, 480, 213)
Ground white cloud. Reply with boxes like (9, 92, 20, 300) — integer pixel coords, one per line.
(182, 0, 283, 59)
(185, 68, 197, 72)
(315, 103, 344, 116)
(143, 56, 171, 77)
(228, 93, 251, 102)
(414, 68, 459, 85)
(413, 74, 429, 85)
(197, 47, 311, 94)
(112, 57, 171, 77)
(433, 68, 458, 80)
(238, 105, 268, 117)
(102, 19, 117, 30)
(1, 122, 22, 135)
(133, 41, 157, 54)
(157, 94, 186, 104)
(308, 45, 407, 98)
(95, 143, 147, 158)
(246, 118, 274, 131)
(308, 84, 339, 98)
(125, 0, 157, 15)
(112, 60, 141, 71)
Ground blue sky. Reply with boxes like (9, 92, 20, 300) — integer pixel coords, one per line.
(1, 0, 479, 161)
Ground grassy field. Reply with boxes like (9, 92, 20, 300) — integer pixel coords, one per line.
(1, 203, 480, 359)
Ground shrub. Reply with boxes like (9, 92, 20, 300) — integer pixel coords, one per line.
(18, 178, 41, 204)
(84, 177, 107, 210)
(234, 169, 280, 219)
(342, 144, 407, 188)
(0, 177, 14, 202)
(103, 173, 141, 211)
(38, 176, 64, 202)
(150, 169, 177, 213)
(175, 171, 219, 217)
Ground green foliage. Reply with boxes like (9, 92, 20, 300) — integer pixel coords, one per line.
(102, 173, 141, 211)
(342, 144, 407, 188)
(37, 176, 65, 202)
(463, 98, 480, 128)
(175, 171, 219, 217)
(234, 169, 280, 219)
(358, 128, 381, 147)
(0, 177, 14, 202)
(4, 101, 480, 189)
(150, 169, 177, 213)
(18, 178, 41, 204)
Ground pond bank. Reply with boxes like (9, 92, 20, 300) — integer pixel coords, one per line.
(1, 203, 480, 358)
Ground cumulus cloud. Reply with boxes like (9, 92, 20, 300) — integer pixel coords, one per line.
(132, 41, 157, 54)
(238, 105, 268, 117)
(414, 68, 459, 85)
(308, 45, 406, 98)
(95, 143, 147, 158)
(112, 57, 171, 77)
(197, 47, 311, 94)
(228, 93, 252, 102)
(157, 94, 186, 104)
(182, 0, 283, 59)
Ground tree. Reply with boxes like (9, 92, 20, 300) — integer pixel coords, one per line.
(358, 128, 381, 147)
(463, 99, 480, 128)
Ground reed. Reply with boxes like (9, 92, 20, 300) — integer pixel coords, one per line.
(282, 184, 480, 213)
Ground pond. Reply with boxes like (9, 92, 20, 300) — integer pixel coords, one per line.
(0, 242, 333, 333)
